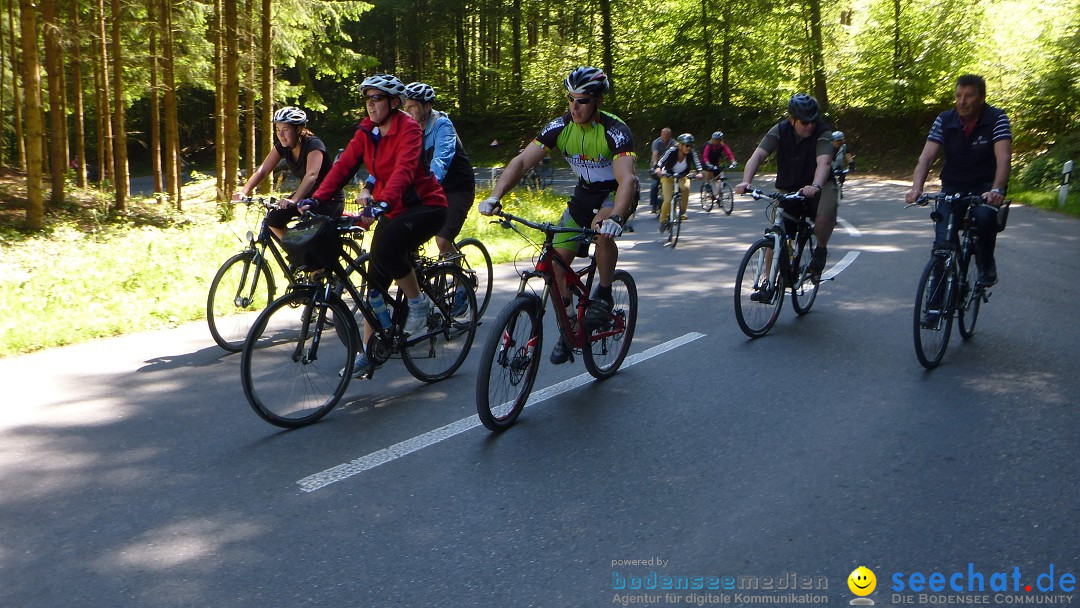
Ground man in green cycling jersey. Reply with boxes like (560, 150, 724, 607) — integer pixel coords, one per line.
(479, 66, 638, 364)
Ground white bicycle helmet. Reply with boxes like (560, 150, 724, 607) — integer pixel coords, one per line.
(404, 82, 436, 104)
(832, 130, 845, 141)
(711, 131, 724, 140)
(360, 73, 406, 99)
(272, 106, 308, 126)
(564, 66, 610, 96)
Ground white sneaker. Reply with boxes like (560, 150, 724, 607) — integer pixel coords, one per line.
(403, 295, 432, 336)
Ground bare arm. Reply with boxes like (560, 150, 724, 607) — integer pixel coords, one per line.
(736, 147, 769, 194)
(906, 140, 941, 203)
(490, 143, 549, 201)
(984, 138, 1012, 206)
(799, 153, 832, 198)
(235, 147, 283, 200)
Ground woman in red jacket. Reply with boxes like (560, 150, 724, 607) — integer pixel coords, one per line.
(306, 73, 448, 378)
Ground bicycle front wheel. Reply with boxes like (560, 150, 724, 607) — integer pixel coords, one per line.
(476, 295, 544, 432)
(720, 183, 735, 215)
(402, 265, 478, 382)
(207, 250, 276, 352)
(791, 232, 820, 315)
(454, 237, 493, 320)
(734, 239, 784, 338)
(914, 255, 954, 369)
(957, 249, 981, 340)
(241, 291, 357, 428)
(669, 194, 682, 248)
(582, 269, 637, 379)
(699, 183, 715, 212)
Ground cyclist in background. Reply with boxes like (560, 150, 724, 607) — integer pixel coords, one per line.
(401, 82, 477, 258)
(904, 74, 1011, 286)
(702, 130, 737, 195)
(232, 107, 343, 240)
(649, 127, 675, 213)
(654, 133, 703, 231)
(736, 94, 838, 278)
(478, 66, 638, 365)
(305, 73, 448, 377)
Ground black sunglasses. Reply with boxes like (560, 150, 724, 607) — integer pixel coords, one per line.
(365, 93, 389, 104)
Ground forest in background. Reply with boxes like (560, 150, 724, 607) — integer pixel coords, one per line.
(1, 0, 1077, 230)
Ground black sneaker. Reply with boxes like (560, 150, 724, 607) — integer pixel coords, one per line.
(978, 260, 998, 286)
(749, 282, 775, 303)
(584, 294, 614, 331)
(808, 247, 828, 275)
(550, 336, 572, 364)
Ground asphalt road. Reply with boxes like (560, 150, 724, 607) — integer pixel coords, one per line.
(3, 177, 1080, 608)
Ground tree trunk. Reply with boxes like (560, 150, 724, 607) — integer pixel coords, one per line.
(599, 0, 615, 106)
(0, 0, 6, 167)
(110, 0, 129, 210)
(18, 0, 43, 229)
(161, 0, 181, 209)
(244, 0, 255, 183)
(456, 8, 467, 114)
(96, 0, 113, 185)
(511, 0, 521, 89)
(701, 0, 712, 108)
(223, 0, 239, 202)
(9, 0, 25, 171)
(213, 0, 223, 203)
(148, 0, 162, 197)
(42, 0, 65, 205)
(258, 0, 271, 195)
(70, 0, 86, 187)
(806, 0, 828, 111)
(720, 1, 731, 108)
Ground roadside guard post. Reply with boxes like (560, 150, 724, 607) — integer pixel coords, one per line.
(1060, 160, 1073, 207)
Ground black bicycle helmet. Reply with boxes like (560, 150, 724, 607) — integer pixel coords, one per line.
(272, 106, 308, 126)
(564, 66, 610, 96)
(404, 82, 436, 104)
(676, 133, 694, 145)
(787, 94, 820, 122)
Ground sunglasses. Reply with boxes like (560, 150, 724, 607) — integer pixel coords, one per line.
(365, 93, 389, 104)
(568, 95, 595, 106)
(793, 118, 815, 126)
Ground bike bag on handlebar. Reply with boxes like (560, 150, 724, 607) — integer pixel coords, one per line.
(281, 214, 342, 270)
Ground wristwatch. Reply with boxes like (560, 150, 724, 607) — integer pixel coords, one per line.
(990, 188, 1006, 196)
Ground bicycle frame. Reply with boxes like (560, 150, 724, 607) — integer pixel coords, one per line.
(921, 195, 985, 323)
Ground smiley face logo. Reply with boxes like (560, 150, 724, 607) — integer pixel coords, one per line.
(848, 566, 876, 596)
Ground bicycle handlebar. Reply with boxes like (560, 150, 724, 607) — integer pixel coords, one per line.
(743, 189, 806, 202)
(910, 192, 986, 208)
(493, 209, 599, 240)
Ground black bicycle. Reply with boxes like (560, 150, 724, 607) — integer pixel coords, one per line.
(658, 171, 687, 248)
(240, 213, 478, 428)
(909, 193, 996, 369)
(206, 197, 363, 352)
(733, 190, 820, 338)
(700, 163, 737, 215)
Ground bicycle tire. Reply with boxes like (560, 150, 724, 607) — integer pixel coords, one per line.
(914, 255, 954, 369)
(791, 232, 819, 315)
(734, 239, 784, 338)
(401, 265, 478, 382)
(207, 250, 276, 352)
(476, 295, 544, 432)
(720, 183, 735, 215)
(699, 183, 715, 212)
(957, 248, 981, 340)
(454, 237, 493, 320)
(669, 191, 681, 248)
(241, 290, 358, 428)
(582, 269, 637, 379)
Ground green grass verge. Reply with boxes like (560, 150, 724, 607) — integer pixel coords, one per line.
(1008, 186, 1080, 217)
(0, 180, 570, 357)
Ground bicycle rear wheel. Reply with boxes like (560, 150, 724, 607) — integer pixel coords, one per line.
(454, 237, 493, 320)
(734, 239, 784, 338)
(957, 249, 981, 340)
(582, 270, 637, 379)
(791, 232, 820, 315)
(402, 265, 478, 382)
(914, 255, 954, 369)
(207, 250, 276, 352)
(476, 295, 544, 432)
(699, 183, 715, 212)
(241, 290, 357, 428)
(720, 183, 735, 215)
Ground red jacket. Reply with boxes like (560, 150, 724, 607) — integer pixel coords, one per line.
(313, 110, 447, 218)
